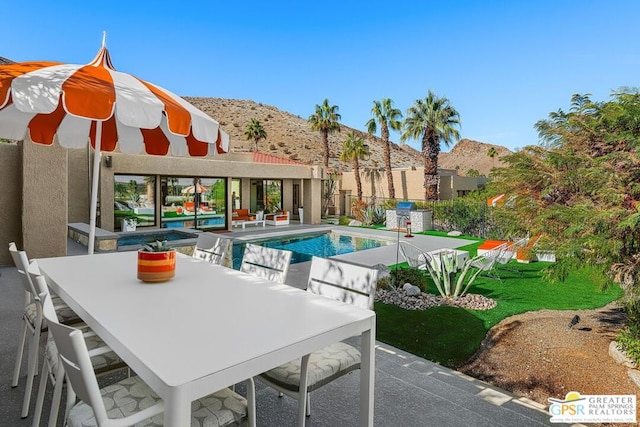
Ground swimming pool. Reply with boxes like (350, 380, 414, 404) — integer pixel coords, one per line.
(118, 229, 198, 247)
(232, 231, 389, 269)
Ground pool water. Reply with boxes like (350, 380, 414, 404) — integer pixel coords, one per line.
(118, 230, 197, 247)
(233, 232, 387, 269)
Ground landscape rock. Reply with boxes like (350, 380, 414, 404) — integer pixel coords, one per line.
(376, 288, 496, 311)
(447, 231, 463, 237)
(609, 341, 637, 368)
(404, 284, 422, 296)
(348, 219, 363, 227)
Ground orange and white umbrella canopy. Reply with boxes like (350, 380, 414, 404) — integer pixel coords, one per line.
(0, 42, 229, 155)
(181, 183, 209, 194)
(0, 36, 229, 254)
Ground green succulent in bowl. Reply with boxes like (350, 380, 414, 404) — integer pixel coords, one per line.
(141, 240, 173, 252)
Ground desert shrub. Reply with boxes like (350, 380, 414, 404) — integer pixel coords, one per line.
(422, 253, 483, 298)
(433, 200, 487, 236)
(351, 199, 368, 222)
(617, 303, 640, 365)
(338, 215, 351, 225)
(377, 267, 429, 291)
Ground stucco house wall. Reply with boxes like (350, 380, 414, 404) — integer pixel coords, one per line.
(340, 167, 486, 201)
(0, 144, 22, 265)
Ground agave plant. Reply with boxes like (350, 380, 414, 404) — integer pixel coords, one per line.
(141, 240, 173, 252)
(422, 252, 483, 298)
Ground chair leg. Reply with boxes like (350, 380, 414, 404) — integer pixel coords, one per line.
(246, 377, 256, 427)
(296, 354, 310, 427)
(61, 373, 76, 427)
(21, 338, 38, 417)
(306, 393, 311, 417)
(48, 369, 65, 427)
(12, 319, 28, 387)
(32, 360, 49, 427)
(21, 325, 41, 418)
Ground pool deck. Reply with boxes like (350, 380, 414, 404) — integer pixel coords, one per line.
(1, 224, 578, 426)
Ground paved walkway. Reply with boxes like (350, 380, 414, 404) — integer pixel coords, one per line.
(0, 227, 581, 426)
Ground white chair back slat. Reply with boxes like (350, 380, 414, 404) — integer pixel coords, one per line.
(9, 242, 38, 298)
(192, 234, 232, 266)
(497, 238, 528, 265)
(240, 243, 292, 284)
(306, 256, 378, 310)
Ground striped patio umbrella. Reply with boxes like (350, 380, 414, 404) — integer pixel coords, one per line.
(181, 183, 209, 194)
(0, 34, 229, 254)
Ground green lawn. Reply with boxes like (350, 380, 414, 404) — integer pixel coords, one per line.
(375, 238, 624, 368)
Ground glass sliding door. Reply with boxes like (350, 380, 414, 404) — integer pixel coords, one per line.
(160, 176, 227, 230)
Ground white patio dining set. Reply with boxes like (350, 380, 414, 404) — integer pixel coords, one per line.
(8, 233, 379, 427)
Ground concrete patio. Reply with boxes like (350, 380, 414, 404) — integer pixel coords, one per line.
(0, 226, 580, 426)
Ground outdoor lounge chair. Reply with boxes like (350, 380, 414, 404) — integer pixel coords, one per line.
(41, 291, 256, 427)
(265, 210, 290, 226)
(496, 237, 528, 274)
(469, 242, 507, 282)
(398, 241, 432, 268)
(240, 243, 292, 284)
(257, 256, 378, 425)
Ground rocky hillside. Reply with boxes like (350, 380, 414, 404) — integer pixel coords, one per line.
(439, 139, 511, 175)
(0, 56, 14, 65)
(187, 97, 511, 176)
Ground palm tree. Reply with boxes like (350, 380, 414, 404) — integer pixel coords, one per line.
(487, 147, 498, 167)
(401, 91, 461, 200)
(308, 99, 341, 167)
(244, 119, 267, 152)
(366, 98, 402, 199)
(340, 132, 370, 201)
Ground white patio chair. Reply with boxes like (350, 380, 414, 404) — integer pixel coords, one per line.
(8, 242, 80, 419)
(41, 291, 256, 427)
(469, 242, 507, 281)
(496, 237, 528, 274)
(257, 256, 378, 426)
(192, 233, 233, 266)
(240, 243, 292, 284)
(31, 274, 127, 427)
(398, 241, 432, 268)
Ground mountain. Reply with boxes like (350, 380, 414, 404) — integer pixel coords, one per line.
(0, 56, 14, 65)
(186, 97, 511, 175)
(439, 139, 511, 176)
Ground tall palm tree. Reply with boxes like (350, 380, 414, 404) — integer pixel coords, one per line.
(401, 91, 460, 200)
(244, 119, 267, 152)
(487, 146, 498, 167)
(340, 132, 370, 201)
(366, 98, 402, 199)
(308, 99, 341, 167)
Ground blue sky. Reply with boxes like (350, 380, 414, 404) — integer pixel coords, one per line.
(2, 1, 638, 152)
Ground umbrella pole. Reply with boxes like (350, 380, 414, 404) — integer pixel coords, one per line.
(87, 122, 103, 255)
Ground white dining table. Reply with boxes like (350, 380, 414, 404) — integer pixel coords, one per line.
(36, 251, 376, 426)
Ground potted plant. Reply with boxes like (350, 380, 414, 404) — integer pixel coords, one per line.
(137, 240, 177, 283)
(121, 215, 138, 232)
